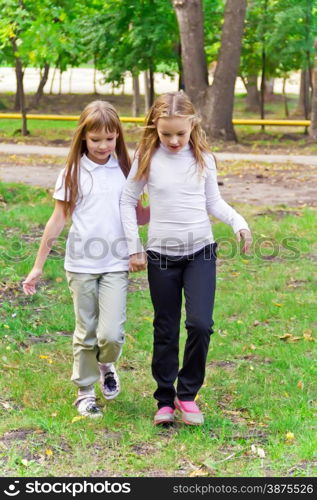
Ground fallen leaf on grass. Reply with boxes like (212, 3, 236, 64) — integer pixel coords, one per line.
(142, 316, 153, 322)
(297, 381, 304, 390)
(272, 302, 283, 307)
(38, 355, 54, 363)
(286, 432, 295, 443)
(251, 444, 266, 458)
(303, 330, 314, 341)
(0, 400, 12, 411)
(55, 277, 63, 283)
(71, 415, 87, 423)
(278, 334, 301, 342)
(189, 467, 212, 477)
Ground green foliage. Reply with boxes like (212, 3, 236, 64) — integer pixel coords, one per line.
(241, 0, 317, 79)
(80, 0, 179, 84)
(0, 0, 91, 75)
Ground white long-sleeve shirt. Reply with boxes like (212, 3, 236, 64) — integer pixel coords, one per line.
(120, 144, 249, 256)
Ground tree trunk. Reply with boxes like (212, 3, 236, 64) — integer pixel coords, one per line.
(59, 69, 63, 94)
(244, 74, 260, 111)
(264, 77, 274, 98)
(69, 68, 73, 93)
(204, 0, 247, 140)
(144, 70, 150, 113)
(149, 66, 155, 106)
(50, 66, 57, 94)
(177, 42, 185, 90)
(31, 63, 50, 109)
(282, 77, 289, 118)
(12, 39, 27, 135)
(14, 57, 23, 111)
(132, 74, 141, 117)
(295, 69, 311, 118)
(93, 54, 98, 94)
(173, 0, 246, 141)
(14, 88, 20, 111)
(309, 39, 317, 139)
(173, 0, 208, 109)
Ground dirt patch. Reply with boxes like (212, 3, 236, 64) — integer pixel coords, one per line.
(128, 276, 148, 292)
(0, 281, 27, 306)
(207, 360, 236, 370)
(218, 161, 317, 207)
(237, 355, 273, 364)
(132, 443, 158, 456)
(1, 153, 317, 206)
(0, 428, 45, 444)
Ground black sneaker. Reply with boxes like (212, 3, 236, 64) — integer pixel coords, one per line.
(99, 363, 120, 400)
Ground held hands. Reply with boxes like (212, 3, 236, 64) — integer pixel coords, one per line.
(236, 229, 252, 254)
(22, 268, 43, 295)
(129, 252, 147, 272)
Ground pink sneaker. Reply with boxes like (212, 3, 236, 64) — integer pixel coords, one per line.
(154, 406, 175, 425)
(174, 397, 204, 425)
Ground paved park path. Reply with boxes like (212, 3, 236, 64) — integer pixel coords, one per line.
(1, 142, 316, 206)
(0, 142, 317, 165)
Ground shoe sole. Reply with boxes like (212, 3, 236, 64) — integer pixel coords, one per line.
(84, 413, 103, 419)
(153, 414, 175, 425)
(103, 389, 120, 401)
(174, 401, 204, 426)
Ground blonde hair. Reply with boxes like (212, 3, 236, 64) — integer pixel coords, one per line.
(134, 91, 210, 180)
(63, 100, 130, 215)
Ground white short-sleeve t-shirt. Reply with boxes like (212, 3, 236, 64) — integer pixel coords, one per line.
(53, 154, 129, 273)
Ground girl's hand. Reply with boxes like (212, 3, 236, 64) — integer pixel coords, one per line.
(129, 253, 147, 272)
(236, 229, 252, 254)
(22, 268, 43, 295)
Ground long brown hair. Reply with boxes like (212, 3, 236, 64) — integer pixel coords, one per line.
(63, 100, 130, 215)
(134, 91, 210, 180)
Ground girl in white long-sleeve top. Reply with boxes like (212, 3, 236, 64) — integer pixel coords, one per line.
(120, 91, 252, 426)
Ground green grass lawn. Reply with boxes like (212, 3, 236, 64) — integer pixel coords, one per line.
(0, 182, 316, 477)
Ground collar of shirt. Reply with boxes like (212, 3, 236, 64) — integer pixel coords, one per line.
(81, 153, 118, 171)
(159, 143, 191, 156)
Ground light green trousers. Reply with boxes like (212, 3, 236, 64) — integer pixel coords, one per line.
(66, 271, 128, 388)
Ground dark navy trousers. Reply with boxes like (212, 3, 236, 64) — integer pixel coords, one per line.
(147, 243, 217, 409)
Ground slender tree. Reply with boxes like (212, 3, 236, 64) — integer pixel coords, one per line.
(309, 38, 317, 139)
(173, 0, 247, 141)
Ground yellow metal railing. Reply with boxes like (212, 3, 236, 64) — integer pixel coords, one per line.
(232, 119, 310, 126)
(0, 113, 311, 126)
(0, 113, 144, 123)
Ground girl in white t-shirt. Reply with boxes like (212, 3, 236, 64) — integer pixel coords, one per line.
(120, 91, 252, 426)
(23, 100, 149, 418)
